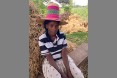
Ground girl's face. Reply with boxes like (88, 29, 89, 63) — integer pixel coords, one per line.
(46, 21, 59, 36)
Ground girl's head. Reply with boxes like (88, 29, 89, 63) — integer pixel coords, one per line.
(41, 2, 63, 38)
(44, 20, 60, 36)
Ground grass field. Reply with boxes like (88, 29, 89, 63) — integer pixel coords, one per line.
(66, 32, 88, 45)
(60, 6, 88, 21)
(71, 6, 88, 20)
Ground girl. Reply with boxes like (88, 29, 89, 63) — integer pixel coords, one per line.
(38, 2, 84, 78)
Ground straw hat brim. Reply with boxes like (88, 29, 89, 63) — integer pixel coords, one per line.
(38, 17, 68, 25)
(37, 2, 68, 25)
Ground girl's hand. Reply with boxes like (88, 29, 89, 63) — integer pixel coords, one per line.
(61, 72, 68, 78)
(67, 70, 74, 78)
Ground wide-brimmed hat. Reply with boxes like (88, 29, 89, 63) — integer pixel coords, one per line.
(42, 2, 61, 21)
(42, 2, 60, 21)
(36, 2, 68, 26)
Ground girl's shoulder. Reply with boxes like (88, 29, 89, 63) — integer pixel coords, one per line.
(59, 31, 65, 35)
(39, 33, 46, 40)
(59, 31, 66, 38)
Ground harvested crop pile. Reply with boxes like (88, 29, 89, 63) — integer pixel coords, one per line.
(60, 15, 88, 34)
(60, 12, 71, 21)
(79, 57, 88, 78)
(66, 40, 77, 53)
(29, 1, 45, 78)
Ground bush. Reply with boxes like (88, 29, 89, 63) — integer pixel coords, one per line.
(63, 5, 72, 13)
(31, 0, 47, 15)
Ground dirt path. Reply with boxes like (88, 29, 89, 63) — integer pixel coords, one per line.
(38, 43, 88, 78)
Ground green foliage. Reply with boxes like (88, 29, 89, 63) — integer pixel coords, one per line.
(62, 0, 73, 13)
(60, 0, 88, 20)
(31, 0, 47, 15)
(38, 0, 46, 15)
(69, 0, 73, 7)
(63, 5, 71, 12)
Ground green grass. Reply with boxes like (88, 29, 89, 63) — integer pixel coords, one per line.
(66, 32, 88, 45)
(60, 6, 88, 21)
(71, 6, 88, 20)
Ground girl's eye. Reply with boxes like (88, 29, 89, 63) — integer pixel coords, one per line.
(55, 25, 59, 28)
(56, 25, 59, 27)
(50, 25, 53, 27)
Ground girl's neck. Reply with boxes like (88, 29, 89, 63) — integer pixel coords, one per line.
(48, 32, 56, 38)
(50, 34, 56, 38)
(50, 35, 56, 41)
(46, 31, 57, 42)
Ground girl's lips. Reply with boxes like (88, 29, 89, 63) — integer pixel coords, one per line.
(51, 31, 57, 34)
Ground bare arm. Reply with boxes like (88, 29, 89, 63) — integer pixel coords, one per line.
(62, 48, 74, 78)
(61, 48, 70, 72)
(45, 53, 63, 74)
